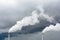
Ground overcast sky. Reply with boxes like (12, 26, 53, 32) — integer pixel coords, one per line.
(0, 0, 60, 40)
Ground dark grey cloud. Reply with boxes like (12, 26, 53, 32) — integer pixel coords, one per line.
(44, 0, 60, 16)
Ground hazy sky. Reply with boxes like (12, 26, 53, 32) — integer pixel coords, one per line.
(0, 0, 60, 33)
(0, 0, 60, 40)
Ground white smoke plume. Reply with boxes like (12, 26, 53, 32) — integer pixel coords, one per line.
(8, 0, 56, 33)
(8, 8, 56, 33)
(42, 23, 60, 33)
(8, 10, 40, 33)
(40, 13, 56, 23)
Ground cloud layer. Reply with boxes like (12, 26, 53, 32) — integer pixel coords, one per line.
(0, 0, 60, 33)
(0, 0, 60, 40)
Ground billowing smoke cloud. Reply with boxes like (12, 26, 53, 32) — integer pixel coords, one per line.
(42, 23, 60, 33)
(39, 13, 56, 23)
(8, 10, 40, 33)
(8, 5, 56, 33)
